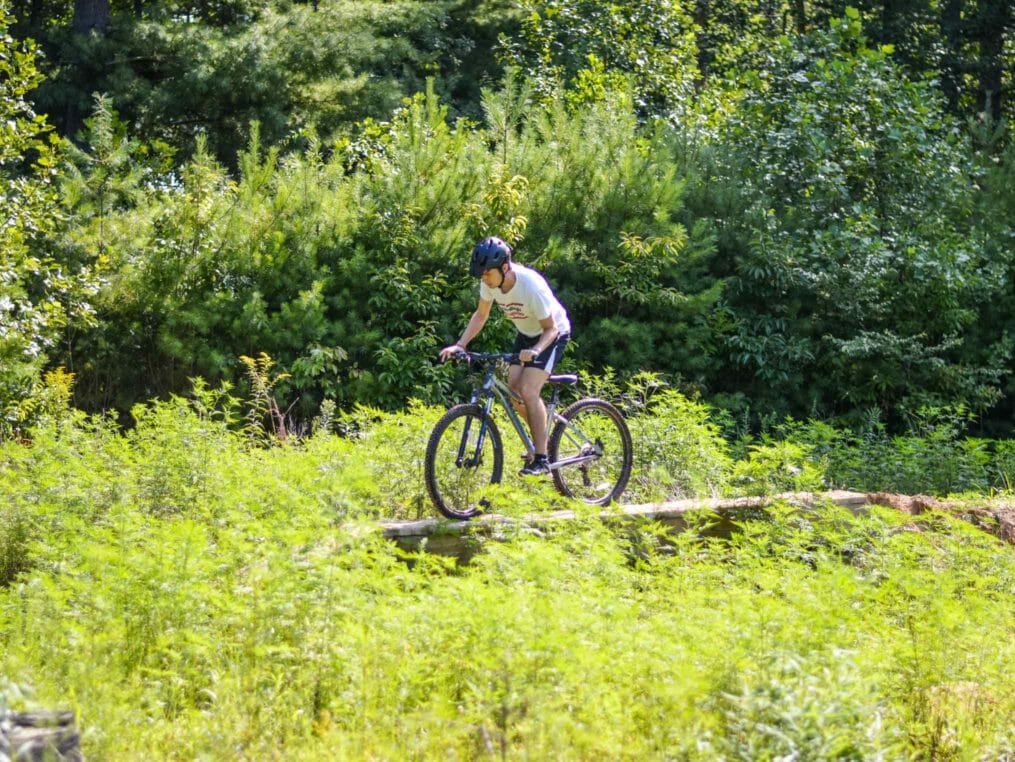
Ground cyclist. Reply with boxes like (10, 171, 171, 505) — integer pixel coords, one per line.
(439, 236, 571, 476)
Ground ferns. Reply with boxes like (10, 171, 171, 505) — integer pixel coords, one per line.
(2, 377, 1015, 757)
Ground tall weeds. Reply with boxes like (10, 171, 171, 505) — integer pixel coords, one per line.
(1, 382, 1014, 758)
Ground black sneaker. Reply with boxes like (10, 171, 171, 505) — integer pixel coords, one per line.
(519, 456, 550, 477)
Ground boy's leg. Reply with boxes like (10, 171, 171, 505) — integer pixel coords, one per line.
(508, 365, 536, 462)
(516, 367, 550, 455)
(510, 332, 568, 473)
(507, 364, 526, 417)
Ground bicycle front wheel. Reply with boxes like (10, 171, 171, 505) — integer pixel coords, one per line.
(548, 398, 633, 505)
(424, 404, 504, 519)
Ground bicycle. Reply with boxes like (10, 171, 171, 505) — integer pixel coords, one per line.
(424, 351, 633, 519)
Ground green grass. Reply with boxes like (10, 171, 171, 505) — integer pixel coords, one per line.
(1, 390, 1014, 759)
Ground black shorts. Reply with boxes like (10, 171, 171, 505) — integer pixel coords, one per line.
(510, 332, 570, 373)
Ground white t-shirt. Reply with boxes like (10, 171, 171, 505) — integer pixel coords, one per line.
(480, 264, 571, 337)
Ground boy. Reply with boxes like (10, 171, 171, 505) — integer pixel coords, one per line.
(439, 237, 571, 476)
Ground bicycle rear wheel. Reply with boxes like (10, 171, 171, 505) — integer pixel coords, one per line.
(548, 398, 632, 505)
(424, 404, 504, 519)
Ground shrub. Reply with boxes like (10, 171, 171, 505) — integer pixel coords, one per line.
(618, 374, 732, 501)
(782, 410, 1000, 496)
(728, 438, 826, 497)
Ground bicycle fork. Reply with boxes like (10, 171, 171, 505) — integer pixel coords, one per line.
(455, 376, 501, 468)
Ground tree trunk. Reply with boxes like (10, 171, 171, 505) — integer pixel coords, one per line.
(67, 0, 110, 139)
(790, 0, 807, 34)
(973, 0, 1009, 123)
(71, 0, 109, 34)
(877, 0, 901, 46)
(28, 0, 44, 29)
(940, 0, 964, 114)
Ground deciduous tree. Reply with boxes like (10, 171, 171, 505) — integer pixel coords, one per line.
(0, 2, 97, 434)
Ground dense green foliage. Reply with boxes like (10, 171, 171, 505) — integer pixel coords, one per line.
(4, 4, 1014, 757)
(43, 56, 1010, 430)
(714, 13, 1008, 422)
(47, 82, 724, 417)
(15, 0, 518, 165)
(0, 0, 1013, 433)
(0, 7, 98, 434)
(502, 0, 698, 116)
(1, 386, 1014, 757)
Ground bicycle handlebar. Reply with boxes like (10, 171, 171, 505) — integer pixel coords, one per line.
(448, 350, 518, 364)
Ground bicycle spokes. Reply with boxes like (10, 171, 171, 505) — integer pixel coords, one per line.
(548, 399, 632, 505)
(424, 405, 504, 519)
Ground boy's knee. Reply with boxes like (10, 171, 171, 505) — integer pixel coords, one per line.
(520, 383, 543, 404)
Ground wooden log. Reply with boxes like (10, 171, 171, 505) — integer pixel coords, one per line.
(1, 710, 82, 761)
(380, 491, 1015, 561)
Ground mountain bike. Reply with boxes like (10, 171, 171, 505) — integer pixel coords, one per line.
(424, 351, 633, 519)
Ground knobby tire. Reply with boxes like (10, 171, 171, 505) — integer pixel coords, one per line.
(548, 398, 633, 505)
(424, 404, 504, 519)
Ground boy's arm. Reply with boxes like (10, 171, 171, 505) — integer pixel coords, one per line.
(519, 317, 558, 363)
(440, 299, 492, 360)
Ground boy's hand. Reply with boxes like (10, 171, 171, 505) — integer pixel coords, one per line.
(439, 344, 465, 362)
(518, 349, 536, 364)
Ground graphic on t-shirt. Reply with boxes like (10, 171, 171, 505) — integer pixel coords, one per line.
(497, 302, 528, 321)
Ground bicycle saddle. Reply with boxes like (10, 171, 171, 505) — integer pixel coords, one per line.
(549, 374, 578, 385)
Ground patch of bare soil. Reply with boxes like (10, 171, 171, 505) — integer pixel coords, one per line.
(865, 492, 1015, 546)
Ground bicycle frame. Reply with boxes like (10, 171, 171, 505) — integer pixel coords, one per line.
(458, 355, 602, 472)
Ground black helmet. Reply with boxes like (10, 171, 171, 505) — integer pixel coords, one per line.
(470, 237, 512, 277)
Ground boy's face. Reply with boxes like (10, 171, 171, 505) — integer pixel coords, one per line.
(480, 264, 506, 290)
